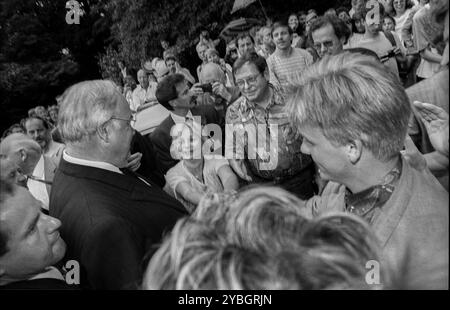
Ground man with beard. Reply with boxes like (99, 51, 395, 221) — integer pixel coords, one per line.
(24, 116, 64, 163)
(267, 21, 313, 90)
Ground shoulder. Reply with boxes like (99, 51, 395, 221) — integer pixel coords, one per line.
(166, 161, 184, 177)
(205, 156, 229, 172)
(226, 96, 246, 123)
(267, 52, 277, 61)
(388, 160, 449, 223)
(413, 6, 428, 20)
(165, 162, 189, 185)
(293, 47, 310, 56)
(407, 163, 448, 207)
(152, 116, 173, 136)
(132, 86, 141, 95)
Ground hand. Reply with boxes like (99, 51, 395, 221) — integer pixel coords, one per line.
(229, 159, 252, 182)
(212, 82, 231, 101)
(413, 101, 449, 156)
(190, 83, 204, 97)
(308, 181, 346, 217)
(401, 136, 427, 171)
(126, 152, 142, 172)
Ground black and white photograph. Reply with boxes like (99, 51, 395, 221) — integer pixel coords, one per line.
(0, 0, 448, 295)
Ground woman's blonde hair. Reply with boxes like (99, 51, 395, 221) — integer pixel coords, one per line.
(144, 186, 387, 290)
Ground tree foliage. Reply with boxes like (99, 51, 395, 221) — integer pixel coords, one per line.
(0, 0, 111, 131)
(1, 0, 351, 132)
(100, 0, 351, 80)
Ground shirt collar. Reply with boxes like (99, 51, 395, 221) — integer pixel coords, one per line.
(170, 110, 194, 124)
(63, 150, 123, 174)
(28, 266, 65, 281)
(239, 85, 280, 113)
(32, 155, 45, 178)
(345, 158, 402, 222)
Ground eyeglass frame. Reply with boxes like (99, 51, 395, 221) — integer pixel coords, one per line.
(313, 40, 335, 52)
(100, 115, 136, 129)
(235, 73, 262, 88)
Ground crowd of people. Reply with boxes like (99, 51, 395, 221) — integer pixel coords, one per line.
(0, 0, 448, 290)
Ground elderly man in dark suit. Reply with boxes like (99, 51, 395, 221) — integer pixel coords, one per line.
(151, 73, 222, 175)
(50, 80, 187, 290)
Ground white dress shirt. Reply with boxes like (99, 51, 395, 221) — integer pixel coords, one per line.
(170, 110, 194, 124)
(27, 155, 50, 210)
(131, 82, 158, 112)
(63, 151, 151, 187)
(63, 151, 123, 174)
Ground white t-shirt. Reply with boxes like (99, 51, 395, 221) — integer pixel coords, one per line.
(394, 8, 414, 44)
(131, 83, 158, 112)
(267, 48, 314, 89)
(27, 155, 49, 210)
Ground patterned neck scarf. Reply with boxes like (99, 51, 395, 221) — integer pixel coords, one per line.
(345, 158, 402, 223)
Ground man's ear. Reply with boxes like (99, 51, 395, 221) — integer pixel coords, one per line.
(339, 36, 346, 46)
(18, 148, 27, 162)
(346, 139, 363, 164)
(97, 123, 110, 143)
(263, 68, 270, 80)
(168, 98, 178, 109)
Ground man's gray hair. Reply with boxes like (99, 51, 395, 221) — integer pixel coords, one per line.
(58, 80, 121, 144)
(286, 52, 411, 162)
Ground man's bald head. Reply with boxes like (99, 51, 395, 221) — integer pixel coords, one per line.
(200, 62, 226, 84)
(137, 69, 149, 89)
(0, 133, 42, 175)
(0, 133, 42, 155)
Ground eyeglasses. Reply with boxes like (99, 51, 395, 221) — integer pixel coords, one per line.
(109, 115, 136, 128)
(26, 174, 53, 185)
(313, 41, 334, 52)
(236, 74, 261, 88)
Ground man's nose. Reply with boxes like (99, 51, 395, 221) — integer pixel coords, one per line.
(242, 80, 253, 89)
(44, 214, 62, 234)
(300, 142, 310, 155)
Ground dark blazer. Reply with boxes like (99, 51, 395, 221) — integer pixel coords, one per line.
(150, 105, 221, 175)
(49, 159, 187, 290)
(130, 131, 165, 188)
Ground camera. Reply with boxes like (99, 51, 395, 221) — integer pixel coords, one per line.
(198, 83, 212, 93)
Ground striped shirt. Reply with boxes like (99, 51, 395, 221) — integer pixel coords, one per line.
(225, 85, 312, 180)
(267, 47, 313, 90)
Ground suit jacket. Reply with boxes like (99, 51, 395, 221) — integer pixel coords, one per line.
(372, 157, 448, 289)
(130, 131, 165, 188)
(150, 105, 221, 176)
(49, 158, 187, 290)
